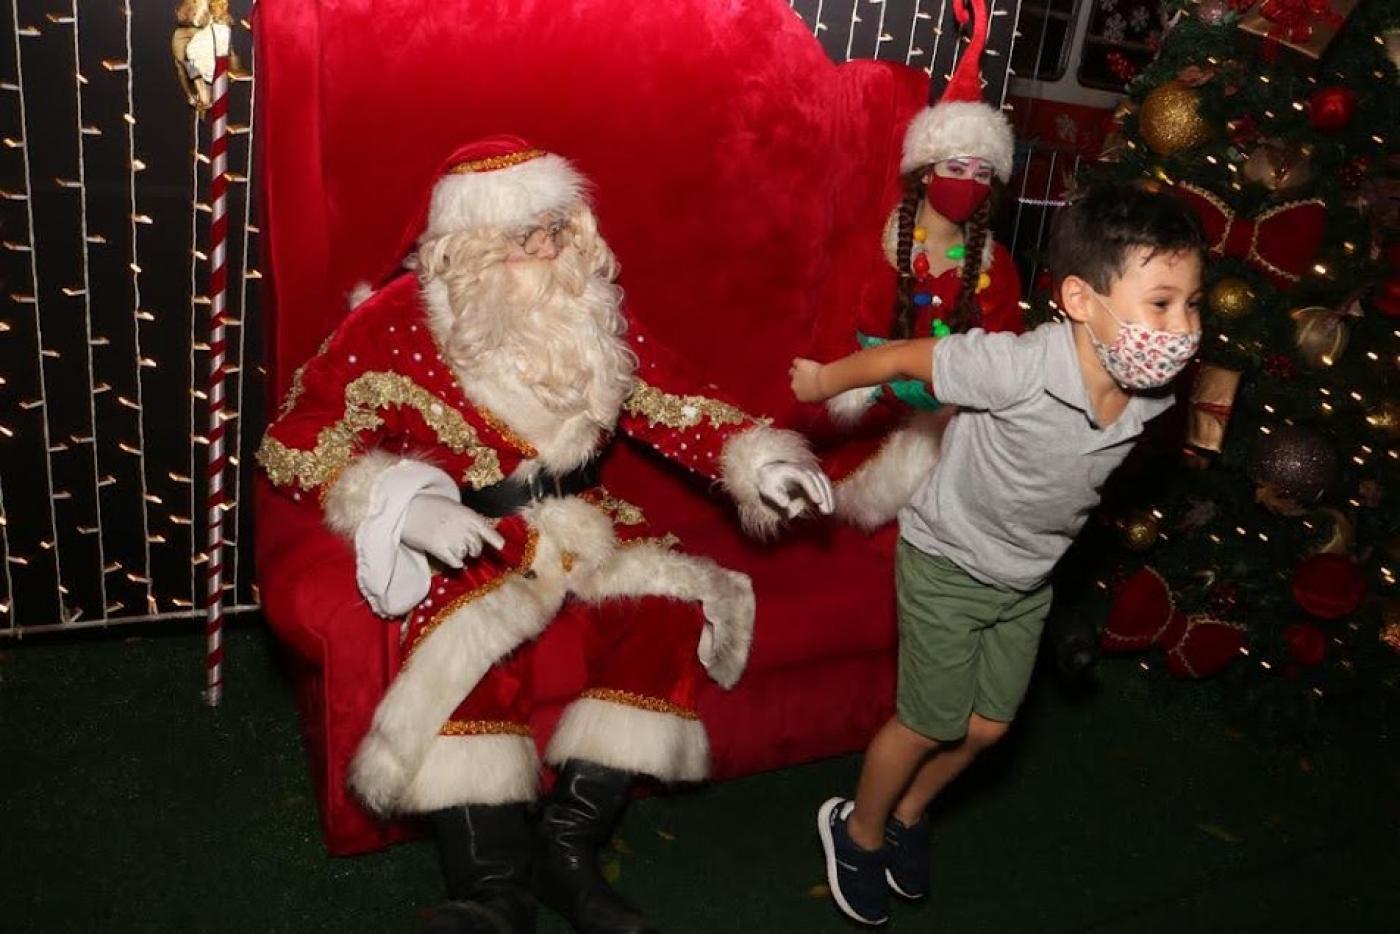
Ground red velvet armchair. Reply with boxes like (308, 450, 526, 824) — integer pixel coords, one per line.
(252, 0, 928, 854)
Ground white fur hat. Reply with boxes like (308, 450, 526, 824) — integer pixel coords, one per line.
(422, 136, 586, 240)
(898, 0, 1014, 181)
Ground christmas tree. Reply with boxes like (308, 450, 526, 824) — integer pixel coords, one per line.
(1037, 0, 1400, 735)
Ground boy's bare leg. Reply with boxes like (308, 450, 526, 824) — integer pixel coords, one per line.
(846, 716, 941, 850)
(892, 713, 1009, 827)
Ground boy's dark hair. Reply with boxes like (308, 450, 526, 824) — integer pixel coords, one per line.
(1046, 181, 1205, 293)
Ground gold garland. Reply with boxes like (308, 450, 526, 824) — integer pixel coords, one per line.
(621, 534, 681, 551)
(587, 488, 646, 527)
(580, 687, 699, 720)
(623, 379, 752, 431)
(475, 405, 539, 458)
(256, 371, 505, 493)
(275, 336, 331, 419)
(447, 149, 544, 174)
(439, 719, 533, 737)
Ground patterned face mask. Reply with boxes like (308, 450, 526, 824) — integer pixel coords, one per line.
(1086, 292, 1200, 390)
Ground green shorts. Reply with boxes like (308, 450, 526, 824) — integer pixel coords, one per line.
(894, 538, 1052, 742)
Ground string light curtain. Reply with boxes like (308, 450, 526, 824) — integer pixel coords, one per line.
(0, 0, 260, 635)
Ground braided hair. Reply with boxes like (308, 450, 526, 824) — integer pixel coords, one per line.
(891, 173, 924, 339)
(891, 169, 1003, 339)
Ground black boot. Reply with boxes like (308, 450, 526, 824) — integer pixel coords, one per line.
(532, 760, 657, 934)
(425, 803, 536, 934)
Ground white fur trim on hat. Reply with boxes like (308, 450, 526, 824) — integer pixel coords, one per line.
(901, 101, 1014, 181)
(424, 152, 586, 238)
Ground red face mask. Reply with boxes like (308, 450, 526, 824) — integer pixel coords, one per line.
(924, 175, 990, 223)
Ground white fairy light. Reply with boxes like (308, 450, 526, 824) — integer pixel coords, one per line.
(0, 478, 15, 630)
(229, 57, 257, 601)
(187, 110, 201, 611)
(844, 0, 862, 61)
(66, 0, 110, 618)
(9, 7, 66, 621)
(122, 0, 156, 616)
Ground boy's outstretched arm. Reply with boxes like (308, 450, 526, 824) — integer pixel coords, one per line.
(790, 338, 939, 403)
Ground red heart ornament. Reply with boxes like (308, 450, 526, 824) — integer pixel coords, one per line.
(1165, 614, 1247, 679)
(1102, 567, 1175, 652)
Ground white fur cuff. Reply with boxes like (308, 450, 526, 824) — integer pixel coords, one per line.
(834, 410, 949, 530)
(398, 734, 540, 813)
(719, 425, 820, 538)
(827, 387, 880, 427)
(545, 697, 709, 783)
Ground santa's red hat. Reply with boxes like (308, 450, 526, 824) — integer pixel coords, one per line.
(361, 136, 589, 299)
(423, 136, 586, 240)
(899, 0, 1013, 181)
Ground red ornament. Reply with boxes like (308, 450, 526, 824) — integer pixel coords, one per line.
(1308, 87, 1356, 132)
(1374, 241, 1400, 318)
(1107, 51, 1137, 83)
(1228, 115, 1260, 147)
(1339, 156, 1369, 188)
(1283, 622, 1327, 667)
(1165, 614, 1247, 679)
(913, 252, 930, 277)
(1101, 567, 1175, 652)
(1174, 183, 1326, 289)
(1374, 279, 1400, 318)
(1292, 553, 1366, 620)
(1032, 268, 1055, 296)
(1265, 353, 1299, 379)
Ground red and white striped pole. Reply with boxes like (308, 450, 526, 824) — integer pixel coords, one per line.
(202, 34, 231, 707)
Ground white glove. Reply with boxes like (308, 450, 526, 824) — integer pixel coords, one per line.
(399, 495, 505, 569)
(756, 461, 835, 519)
(696, 568, 756, 690)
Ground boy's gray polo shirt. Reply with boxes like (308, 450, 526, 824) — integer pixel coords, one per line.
(898, 321, 1175, 592)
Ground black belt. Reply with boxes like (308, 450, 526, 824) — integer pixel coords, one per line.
(460, 459, 601, 518)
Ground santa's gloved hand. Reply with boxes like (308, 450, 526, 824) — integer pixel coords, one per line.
(697, 568, 756, 689)
(399, 495, 504, 569)
(756, 461, 835, 519)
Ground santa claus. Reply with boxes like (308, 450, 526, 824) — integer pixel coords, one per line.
(256, 137, 833, 934)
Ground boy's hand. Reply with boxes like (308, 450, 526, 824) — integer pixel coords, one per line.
(789, 358, 827, 403)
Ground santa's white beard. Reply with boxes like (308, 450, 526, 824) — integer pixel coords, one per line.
(426, 240, 635, 428)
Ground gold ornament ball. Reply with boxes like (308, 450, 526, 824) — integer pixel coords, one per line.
(1365, 400, 1400, 440)
(1209, 277, 1255, 319)
(1291, 306, 1350, 368)
(1119, 511, 1160, 552)
(1140, 82, 1212, 156)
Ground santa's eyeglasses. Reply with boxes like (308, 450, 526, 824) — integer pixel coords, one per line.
(514, 218, 571, 255)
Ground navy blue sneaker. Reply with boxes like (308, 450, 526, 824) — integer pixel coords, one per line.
(817, 797, 890, 926)
(883, 813, 930, 900)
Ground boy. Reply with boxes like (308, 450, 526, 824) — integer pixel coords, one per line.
(790, 181, 1204, 925)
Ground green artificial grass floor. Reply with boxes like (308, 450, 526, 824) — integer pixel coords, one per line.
(2, 622, 1397, 933)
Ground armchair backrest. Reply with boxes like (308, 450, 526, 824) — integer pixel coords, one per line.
(253, 0, 927, 418)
